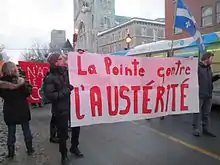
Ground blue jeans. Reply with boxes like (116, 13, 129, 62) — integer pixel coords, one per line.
(7, 123, 32, 148)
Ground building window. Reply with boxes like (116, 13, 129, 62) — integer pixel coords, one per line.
(101, 0, 107, 8)
(82, 1, 89, 7)
(109, 45, 112, 52)
(118, 43, 121, 50)
(153, 29, 157, 41)
(157, 29, 165, 38)
(100, 17, 104, 27)
(122, 30, 125, 38)
(201, 6, 213, 27)
(107, 0, 111, 9)
(146, 28, 154, 37)
(112, 34, 115, 41)
(92, 15, 94, 28)
(217, 1, 220, 23)
(118, 31, 121, 40)
(125, 28, 129, 35)
(141, 27, 147, 36)
(107, 46, 110, 53)
(104, 17, 110, 28)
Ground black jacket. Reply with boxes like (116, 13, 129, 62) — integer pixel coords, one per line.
(0, 76, 32, 125)
(43, 66, 73, 115)
(198, 62, 220, 99)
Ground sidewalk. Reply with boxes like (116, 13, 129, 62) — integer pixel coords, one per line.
(2, 105, 51, 165)
(1, 104, 220, 165)
(0, 103, 7, 163)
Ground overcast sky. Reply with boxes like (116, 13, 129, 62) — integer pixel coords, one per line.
(0, 0, 164, 62)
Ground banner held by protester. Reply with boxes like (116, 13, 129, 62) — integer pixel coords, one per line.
(68, 52, 199, 127)
(19, 61, 49, 103)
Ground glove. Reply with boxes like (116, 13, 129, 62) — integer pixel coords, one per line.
(62, 88, 71, 96)
(69, 85, 74, 91)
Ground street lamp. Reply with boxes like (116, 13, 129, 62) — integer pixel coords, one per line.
(125, 34, 132, 49)
(73, 28, 79, 51)
(74, 28, 79, 34)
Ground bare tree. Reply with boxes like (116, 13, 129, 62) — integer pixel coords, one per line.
(0, 44, 10, 61)
(0, 44, 4, 61)
(21, 42, 49, 62)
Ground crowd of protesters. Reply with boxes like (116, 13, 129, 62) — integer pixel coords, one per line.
(0, 52, 83, 165)
(0, 51, 218, 165)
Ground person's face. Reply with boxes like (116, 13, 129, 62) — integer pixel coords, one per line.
(11, 65, 19, 77)
(62, 54, 68, 65)
(207, 56, 213, 65)
(55, 55, 67, 67)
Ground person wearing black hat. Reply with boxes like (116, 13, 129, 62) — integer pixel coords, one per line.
(43, 53, 83, 164)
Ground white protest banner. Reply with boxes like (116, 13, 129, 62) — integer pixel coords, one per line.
(68, 52, 199, 127)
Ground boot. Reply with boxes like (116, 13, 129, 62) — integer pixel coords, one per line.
(50, 122, 58, 142)
(70, 147, 84, 157)
(49, 127, 59, 143)
(26, 141, 35, 155)
(49, 137, 59, 144)
(38, 103, 43, 108)
(160, 116, 165, 120)
(7, 145, 15, 159)
(61, 153, 70, 165)
(193, 128, 201, 137)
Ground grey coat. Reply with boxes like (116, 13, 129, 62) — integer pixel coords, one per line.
(198, 62, 220, 99)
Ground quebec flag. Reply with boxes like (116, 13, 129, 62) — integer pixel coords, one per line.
(174, 0, 206, 53)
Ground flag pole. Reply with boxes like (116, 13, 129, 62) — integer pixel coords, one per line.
(170, 0, 178, 57)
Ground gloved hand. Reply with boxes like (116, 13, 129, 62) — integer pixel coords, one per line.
(62, 88, 71, 96)
(69, 85, 74, 91)
(212, 74, 220, 82)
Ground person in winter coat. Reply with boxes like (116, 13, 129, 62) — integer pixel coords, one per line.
(0, 62, 34, 159)
(193, 52, 220, 137)
(43, 53, 83, 164)
(41, 72, 59, 143)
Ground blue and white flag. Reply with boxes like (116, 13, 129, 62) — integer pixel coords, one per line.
(174, 0, 206, 53)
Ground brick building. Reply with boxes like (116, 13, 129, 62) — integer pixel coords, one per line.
(165, 0, 220, 40)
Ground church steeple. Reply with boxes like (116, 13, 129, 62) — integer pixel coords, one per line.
(74, 0, 115, 52)
(93, 0, 115, 31)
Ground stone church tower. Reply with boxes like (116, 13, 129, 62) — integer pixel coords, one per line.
(74, 0, 115, 52)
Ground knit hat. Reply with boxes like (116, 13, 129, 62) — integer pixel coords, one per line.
(47, 53, 61, 66)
